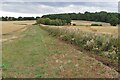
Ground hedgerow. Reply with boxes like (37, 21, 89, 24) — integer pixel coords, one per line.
(36, 18, 69, 26)
(40, 25, 118, 61)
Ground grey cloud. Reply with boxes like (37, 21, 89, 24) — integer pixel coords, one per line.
(1, 0, 119, 2)
(1, 2, 118, 15)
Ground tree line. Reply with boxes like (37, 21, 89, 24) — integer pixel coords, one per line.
(36, 18, 69, 26)
(0, 16, 40, 21)
(1, 11, 119, 26)
(42, 11, 120, 26)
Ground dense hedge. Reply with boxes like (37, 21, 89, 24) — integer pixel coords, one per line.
(36, 18, 70, 26)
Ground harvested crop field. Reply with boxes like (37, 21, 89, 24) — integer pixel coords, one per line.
(71, 20, 111, 26)
(72, 20, 118, 34)
(72, 26, 118, 35)
(1, 21, 35, 35)
(1, 21, 35, 42)
(47, 20, 118, 35)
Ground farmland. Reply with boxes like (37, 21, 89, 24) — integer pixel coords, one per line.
(2, 20, 119, 78)
(1, 21, 35, 42)
(2, 21, 35, 35)
(71, 20, 118, 35)
(44, 20, 118, 35)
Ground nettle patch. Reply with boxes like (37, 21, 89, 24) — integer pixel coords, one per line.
(41, 25, 118, 61)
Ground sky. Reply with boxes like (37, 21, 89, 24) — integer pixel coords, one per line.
(0, 0, 119, 17)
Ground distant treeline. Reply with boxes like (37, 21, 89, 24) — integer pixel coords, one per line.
(1, 11, 120, 26)
(42, 11, 120, 26)
(0, 16, 40, 21)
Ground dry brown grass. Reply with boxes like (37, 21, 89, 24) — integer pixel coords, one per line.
(1, 21, 35, 34)
(71, 20, 118, 35)
(1, 21, 35, 42)
(71, 20, 111, 26)
(90, 26, 118, 34)
(41, 20, 118, 35)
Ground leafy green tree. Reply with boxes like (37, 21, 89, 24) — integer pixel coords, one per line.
(44, 18, 50, 25)
(109, 17, 119, 26)
(41, 11, 120, 25)
(36, 18, 68, 26)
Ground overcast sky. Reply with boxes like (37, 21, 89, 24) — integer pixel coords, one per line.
(0, 0, 119, 17)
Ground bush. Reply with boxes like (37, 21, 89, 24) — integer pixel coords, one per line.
(44, 18, 51, 25)
(91, 24, 102, 26)
(36, 18, 68, 26)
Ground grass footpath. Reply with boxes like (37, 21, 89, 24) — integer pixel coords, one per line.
(2, 25, 118, 78)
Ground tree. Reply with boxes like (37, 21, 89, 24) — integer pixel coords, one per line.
(36, 16, 40, 20)
(36, 18, 68, 26)
(0, 17, 2, 21)
(18, 16, 23, 21)
(109, 17, 119, 26)
(2, 16, 8, 21)
(44, 18, 51, 25)
(41, 12, 120, 26)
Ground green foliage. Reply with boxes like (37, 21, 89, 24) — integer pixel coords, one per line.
(35, 67, 44, 78)
(36, 18, 68, 26)
(3, 25, 65, 77)
(0, 17, 2, 21)
(2, 64, 7, 70)
(1, 11, 119, 25)
(109, 17, 119, 26)
(42, 11, 120, 26)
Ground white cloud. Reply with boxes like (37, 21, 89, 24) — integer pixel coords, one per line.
(0, 11, 42, 17)
(41, 4, 117, 14)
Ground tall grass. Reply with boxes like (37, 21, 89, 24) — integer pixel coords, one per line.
(40, 25, 118, 61)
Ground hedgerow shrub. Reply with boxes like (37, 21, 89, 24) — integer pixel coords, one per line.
(36, 18, 67, 26)
(40, 25, 118, 61)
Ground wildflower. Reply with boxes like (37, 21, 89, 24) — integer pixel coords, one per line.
(71, 38, 75, 41)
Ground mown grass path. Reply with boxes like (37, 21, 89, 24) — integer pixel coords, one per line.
(2, 25, 118, 78)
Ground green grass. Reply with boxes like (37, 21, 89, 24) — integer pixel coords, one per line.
(2, 25, 67, 78)
(2, 25, 118, 78)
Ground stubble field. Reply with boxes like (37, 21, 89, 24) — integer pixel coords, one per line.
(71, 20, 118, 35)
(1, 21, 36, 35)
